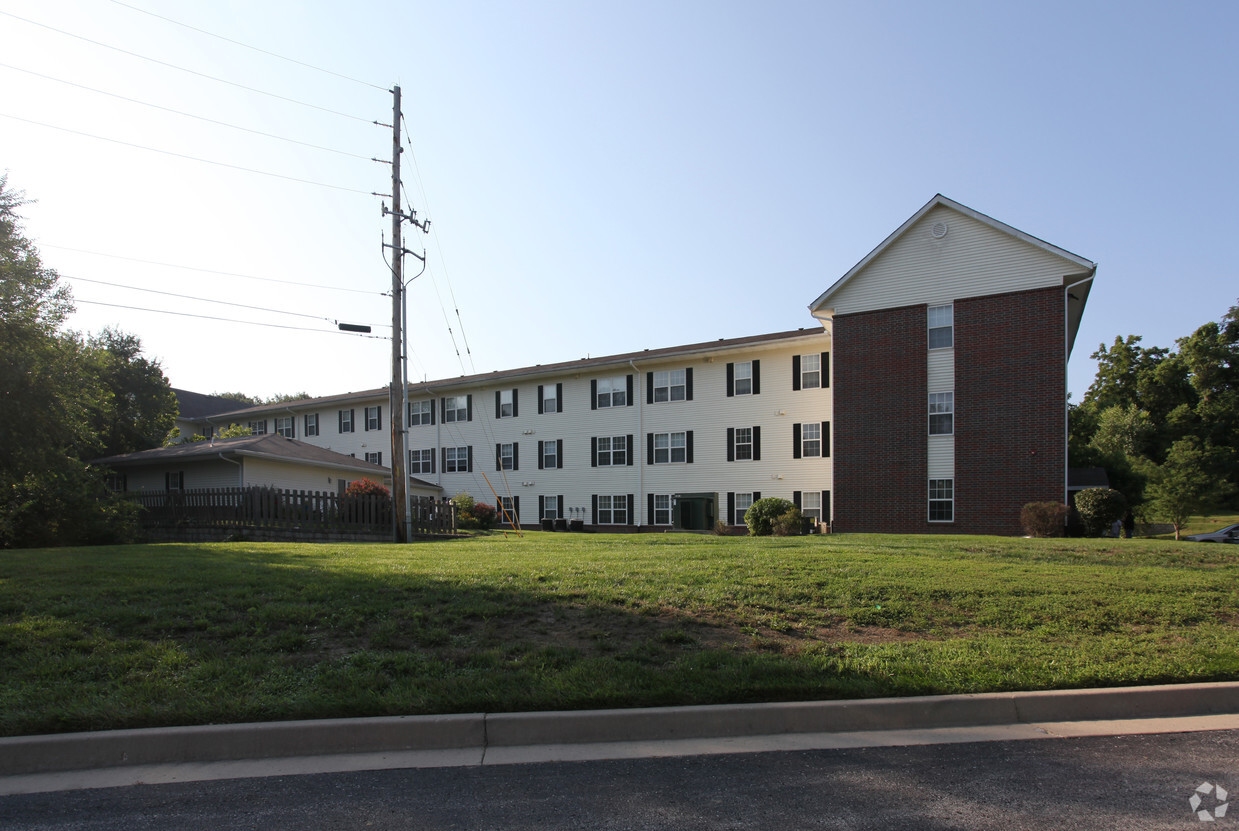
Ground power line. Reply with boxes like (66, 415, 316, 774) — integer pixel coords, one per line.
(0, 9, 379, 124)
(74, 298, 385, 337)
(40, 244, 386, 295)
(0, 62, 377, 162)
(62, 274, 390, 329)
(106, 0, 388, 92)
(0, 112, 377, 195)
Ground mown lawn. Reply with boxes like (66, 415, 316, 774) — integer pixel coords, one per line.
(2, 532, 1238, 737)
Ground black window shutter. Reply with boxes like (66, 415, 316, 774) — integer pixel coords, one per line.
(685, 367, 693, 400)
(441, 447, 447, 472)
(626, 434, 634, 466)
(822, 352, 830, 388)
(440, 398, 446, 422)
(513, 496, 519, 525)
(686, 430, 694, 464)
(339, 410, 344, 432)
(513, 443, 519, 471)
(537, 385, 544, 415)
(466, 395, 473, 422)
(591, 379, 597, 410)
(538, 441, 544, 470)
(647, 433, 654, 466)
(430, 401, 436, 425)
(647, 493, 654, 524)
(793, 491, 802, 509)
(627, 494, 635, 526)
(752, 360, 761, 395)
(377, 409, 381, 430)
(753, 490, 761, 503)
(728, 492, 735, 526)
(467, 445, 473, 473)
(539, 495, 545, 518)
(495, 391, 501, 419)
(823, 421, 831, 458)
(753, 425, 761, 460)
(512, 389, 518, 418)
(165, 472, 170, 492)
(626, 374, 634, 406)
(592, 494, 598, 525)
(350, 410, 355, 432)
(792, 355, 801, 391)
(793, 423, 802, 459)
(557, 439, 563, 469)
(822, 490, 831, 524)
(726, 362, 734, 397)
(646, 372, 654, 405)
(727, 427, 735, 462)
(591, 437, 598, 467)
(430, 452, 435, 474)
(556, 383, 563, 412)
(557, 495, 564, 517)
(496, 443, 501, 472)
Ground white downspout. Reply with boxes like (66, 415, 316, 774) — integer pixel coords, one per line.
(1064, 272, 1096, 507)
(630, 360, 643, 529)
(219, 453, 242, 487)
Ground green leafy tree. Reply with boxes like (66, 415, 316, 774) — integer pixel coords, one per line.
(1144, 437, 1235, 540)
(85, 327, 178, 457)
(1073, 487, 1128, 537)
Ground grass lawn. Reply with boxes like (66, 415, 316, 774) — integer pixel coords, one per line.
(2, 532, 1238, 737)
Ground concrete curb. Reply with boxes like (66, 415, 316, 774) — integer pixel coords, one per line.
(3, 682, 1237, 778)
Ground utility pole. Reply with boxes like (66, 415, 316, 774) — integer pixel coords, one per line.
(388, 85, 407, 543)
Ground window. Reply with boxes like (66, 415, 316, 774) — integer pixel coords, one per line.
(801, 354, 820, 389)
(165, 471, 184, 492)
(409, 448, 434, 475)
(541, 496, 559, 521)
(728, 426, 759, 461)
(444, 446, 470, 473)
(929, 392, 954, 435)
(794, 422, 830, 459)
(497, 442, 516, 471)
(541, 440, 558, 470)
(652, 369, 687, 403)
(443, 395, 469, 423)
(365, 406, 382, 431)
(539, 383, 561, 414)
(733, 361, 753, 395)
(249, 420, 267, 435)
(653, 494, 671, 525)
(496, 389, 516, 419)
(409, 400, 433, 426)
(365, 451, 382, 465)
(928, 304, 953, 349)
(594, 435, 628, 466)
(275, 416, 294, 438)
(105, 473, 127, 492)
(929, 479, 954, 522)
(734, 492, 753, 526)
(653, 431, 686, 464)
(498, 496, 517, 525)
(339, 409, 354, 433)
(595, 375, 627, 408)
(304, 413, 318, 437)
(800, 491, 821, 521)
(596, 494, 628, 525)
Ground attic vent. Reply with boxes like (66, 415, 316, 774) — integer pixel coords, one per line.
(930, 221, 949, 239)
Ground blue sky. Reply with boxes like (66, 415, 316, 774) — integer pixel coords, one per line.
(2, 1, 1235, 401)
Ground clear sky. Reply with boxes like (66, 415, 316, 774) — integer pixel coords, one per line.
(2, 1, 1236, 403)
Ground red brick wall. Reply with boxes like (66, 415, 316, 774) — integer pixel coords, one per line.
(955, 286, 1066, 535)
(833, 304, 927, 533)
(832, 286, 1066, 535)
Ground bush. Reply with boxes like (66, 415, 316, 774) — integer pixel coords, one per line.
(744, 497, 796, 536)
(1020, 502, 1068, 537)
(1074, 487, 1128, 537)
(344, 478, 390, 498)
(473, 502, 499, 529)
(771, 507, 804, 536)
(1, 462, 138, 548)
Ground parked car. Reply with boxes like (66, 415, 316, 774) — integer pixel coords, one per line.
(1184, 523, 1239, 543)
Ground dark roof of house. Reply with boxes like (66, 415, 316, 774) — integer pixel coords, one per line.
(1068, 467, 1111, 490)
(173, 389, 253, 420)
(191, 327, 830, 420)
(92, 434, 391, 476)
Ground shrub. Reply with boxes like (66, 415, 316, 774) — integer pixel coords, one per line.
(452, 492, 477, 529)
(714, 520, 729, 536)
(344, 478, 390, 498)
(1074, 487, 1128, 537)
(1, 462, 138, 548)
(473, 502, 499, 529)
(1021, 502, 1068, 537)
(744, 497, 796, 536)
(771, 507, 804, 536)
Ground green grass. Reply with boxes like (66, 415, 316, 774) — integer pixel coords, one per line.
(2, 532, 1238, 737)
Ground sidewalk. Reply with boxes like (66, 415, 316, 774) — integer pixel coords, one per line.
(3, 681, 1238, 795)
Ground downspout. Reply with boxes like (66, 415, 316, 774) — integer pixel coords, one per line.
(218, 453, 242, 488)
(630, 360, 643, 530)
(1063, 272, 1097, 508)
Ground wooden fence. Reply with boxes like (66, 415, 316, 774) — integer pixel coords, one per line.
(129, 486, 456, 539)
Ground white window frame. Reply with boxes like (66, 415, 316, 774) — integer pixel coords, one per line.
(801, 422, 822, 457)
(597, 435, 627, 466)
(596, 376, 627, 408)
(598, 494, 627, 525)
(409, 448, 434, 475)
(733, 361, 753, 396)
(653, 431, 686, 464)
(274, 416, 294, 438)
(498, 496, 516, 523)
(653, 494, 671, 526)
(542, 441, 558, 469)
(542, 385, 557, 414)
(444, 396, 468, 423)
(304, 413, 319, 437)
(652, 369, 686, 403)
(499, 443, 514, 470)
(365, 451, 382, 465)
(928, 304, 954, 349)
(339, 410, 354, 433)
(929, 478, 954, 522)
(929, 392, 954, 436)
(801, 491, 821, 521)
(734, 492, 753, 525)
(734, 427, 753, 461)
(248, 420, 267, 436)
(445, 446, 468, 473)
(409, 400, 433, 426)
(800, 353, 821, 389)
(499, 389, 514, 418)
(365, 406, 381, 431)
(167, 471, 184, 492)
(542, 497, 558, 521)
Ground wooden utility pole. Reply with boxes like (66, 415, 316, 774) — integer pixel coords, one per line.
(388, 84, 408, 543)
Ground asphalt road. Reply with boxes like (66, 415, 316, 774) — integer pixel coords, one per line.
(3, 729, 1237, 830)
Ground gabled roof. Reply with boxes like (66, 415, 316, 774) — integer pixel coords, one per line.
(93, 434, 391, 477)
(809, 194, 1096, 314)
(172, 389, 249, 420)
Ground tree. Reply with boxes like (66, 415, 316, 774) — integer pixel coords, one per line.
(1143, 437, 1234, 540)
(1073, 487, 1128, 537)
(85, 328, 178, 458)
